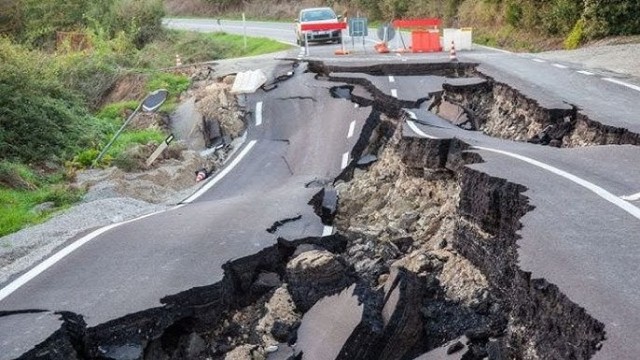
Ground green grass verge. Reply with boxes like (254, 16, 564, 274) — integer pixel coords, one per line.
(0, 162, 84, 238)
(136, 29, 291, 68)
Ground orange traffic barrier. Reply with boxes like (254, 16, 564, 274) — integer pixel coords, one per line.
(392, 18, 443, 53)
(374, 42, 389, 53)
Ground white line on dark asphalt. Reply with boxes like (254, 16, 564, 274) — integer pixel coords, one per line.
(553, 63, 568, 69)
(255, 102, 263, 126)
(389, 76, 395, 83)
(577, 70, 595, 76)
(405, 123, 640, 220)
(0, 211, 161, 302)
(341, 152, 350, 169)
(603, 78, 640, 92)
(183, 140, 258, 203)
(621, 192, 640, 202)
(532, 58, 546, 63)
(474, 147, 640, 221)
(347, 121, 356, 139)
(406, 120, 439, 139)
(391, 89, 398, 98)
(322, 225, 334, 236)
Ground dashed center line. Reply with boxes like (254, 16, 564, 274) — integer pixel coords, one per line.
(552, 63, 568, 69)
(255, 101, 263, 126)
(577, 70, 594, 76)
(603, 77, 640, 92)
(391, 89, 398, 98)
(341, 152, 350, 169)
(389, 76, 395, 83)
(347, 120, 356, 139)
(532, 58, 546, 63)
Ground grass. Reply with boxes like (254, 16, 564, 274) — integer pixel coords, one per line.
(0, 162, 84, 238)
(1, 29, 289, 238)
(136, 29, 291, 68)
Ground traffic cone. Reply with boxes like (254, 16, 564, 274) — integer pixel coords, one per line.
(175, 54, 182, 67)
(449, 41, 457, 62)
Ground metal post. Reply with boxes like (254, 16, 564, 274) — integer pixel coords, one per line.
(92, 102, 143, 167)
(242, 13, 247, 51)
(305, 32, 309, 56)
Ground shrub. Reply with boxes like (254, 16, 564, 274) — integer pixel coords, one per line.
(564, 19, 585, 49)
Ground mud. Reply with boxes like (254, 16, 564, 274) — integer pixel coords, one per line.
(15, 62, 611, 360)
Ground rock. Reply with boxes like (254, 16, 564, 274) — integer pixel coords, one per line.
(286, 250, 352, 312)
(447, 341, 465, 354)
(292, 243, 323, 257)
(265, 345, 279, 353)
(356, 154, 378, 168)
(99, 344, 144, 360)
(224, 345, 255, 360)
(270, 320, 298, 343)
(31, 202, 55, 215)
(182, 333, 207, 358)
(256, 286, 300, 346)
(252, 272, 281, 293)
(391, 237, 413, 253)
(266, 344, 295, 360)
(548, 139, 562, 147)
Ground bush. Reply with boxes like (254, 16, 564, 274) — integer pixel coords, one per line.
(564, 19, 585, 49)
(112, 0, 166, 48)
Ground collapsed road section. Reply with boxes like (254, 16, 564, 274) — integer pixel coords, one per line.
(16, 60, 638, 359)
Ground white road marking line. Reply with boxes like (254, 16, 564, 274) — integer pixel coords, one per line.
(621, 192, 640, 202)
(347, 120, 356, 139)
(473, 146, 640, 221)
(532, 58, 546, 63)
(389, 76, 395, 83)
(603, 77, 640, 92)
(322, 225, 334, 236)
(405, 124, 640, 220)
(0, 210, 162, 302)
(341, 152, 350, 169)
(255, 101, 263, 126)
(391, 89, 398, 98)
(577, 70, 594, 76)
(183, 140, 258, 203)
(406, 120, 439, 139)
(553, 63, 568, 69)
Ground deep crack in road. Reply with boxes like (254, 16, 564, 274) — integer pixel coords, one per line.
(7, 59, 640, 360)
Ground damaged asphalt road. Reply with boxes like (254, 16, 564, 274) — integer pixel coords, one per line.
(3, 52, 640, 359)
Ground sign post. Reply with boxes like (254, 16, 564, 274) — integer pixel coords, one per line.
(145, 134, 175, 168)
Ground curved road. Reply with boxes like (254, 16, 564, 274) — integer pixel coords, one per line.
(1, 18, 640, 359)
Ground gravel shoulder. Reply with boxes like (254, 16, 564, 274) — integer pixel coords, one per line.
(534, 43, 640, 79)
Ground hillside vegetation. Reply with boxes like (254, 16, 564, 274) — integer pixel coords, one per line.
(167, 0, 640, 50)
(0, 0, 288, 236)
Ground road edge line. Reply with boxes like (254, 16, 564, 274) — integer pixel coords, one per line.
(182, 140, 258, 204)
(0, 211, 160, 302)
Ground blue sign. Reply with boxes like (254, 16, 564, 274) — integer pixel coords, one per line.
(348, 18, 368, 37)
